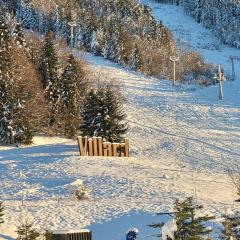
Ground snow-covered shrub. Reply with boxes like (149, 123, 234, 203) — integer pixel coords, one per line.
(70, 179, 90, 200)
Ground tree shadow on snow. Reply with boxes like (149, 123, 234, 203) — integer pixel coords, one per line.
(0, 144, 79, 164)
(0, 234, 15, 240)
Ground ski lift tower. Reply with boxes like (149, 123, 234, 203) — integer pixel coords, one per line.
(169, 56, 179, 86)
(214, 65, 225, 100)
(68, 21, 77, 49)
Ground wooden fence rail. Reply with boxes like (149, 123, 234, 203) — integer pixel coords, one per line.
(77, 136, 129, 157)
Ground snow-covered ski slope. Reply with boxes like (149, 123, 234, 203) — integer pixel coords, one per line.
(1, 2, 240, 239)
(141, 0, 240, 79)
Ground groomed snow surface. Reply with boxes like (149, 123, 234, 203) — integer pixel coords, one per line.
(1, 1, 240, 240)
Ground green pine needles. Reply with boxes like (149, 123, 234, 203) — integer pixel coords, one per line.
(174, 197, 214, 240)
(16, 220, 40, 240)
(149, 197, 214, 240)
(61, 54, 88, 137)
(81, 85, 128, 142)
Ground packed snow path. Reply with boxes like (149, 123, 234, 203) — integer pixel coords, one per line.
(1, 2, 240, 239)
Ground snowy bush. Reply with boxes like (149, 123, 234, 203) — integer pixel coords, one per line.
(70, 179, 90, 200)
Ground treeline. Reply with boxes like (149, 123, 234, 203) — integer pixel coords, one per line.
(0, 15, 128, 144)
(4, 0, 215, 84)
(155, 0, 240, 48)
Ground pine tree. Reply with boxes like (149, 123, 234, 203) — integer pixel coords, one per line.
(61, 54, 87, 108)
(40, 31, 59, 126)
(61, 54, 87, 137)
(0, 17, 13, 143)
(221, 212, 240, 240)
(102, 24, 114, 60)
(90, 23, 105, 56)
(40, 31, 58, 88)
(102, 85, 128, 142)
(80, 85, 128, 142)
(52, 4, 62, 38)
(129, 44, 143, 71)
(0, 17, 11, 70)
(78, 8, 97, 51)
(0, 201, 4, 225)
(16, 0, 37, 30)
(80, 89, 103, 137)
(16, 220, 40, 240)
(117, 29, 130, 66)
(174, 197, 214, 240)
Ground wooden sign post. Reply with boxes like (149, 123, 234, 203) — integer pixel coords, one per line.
(77, 136, 129, 157)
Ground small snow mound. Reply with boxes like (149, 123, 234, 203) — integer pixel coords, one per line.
(162, 174, 170, 179)
(70, 179, 84, 186)
(67, 179, 90, 200)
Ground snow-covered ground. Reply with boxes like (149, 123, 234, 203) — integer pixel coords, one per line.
(1, 1, 240, 240)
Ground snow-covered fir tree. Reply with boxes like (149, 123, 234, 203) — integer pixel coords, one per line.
(51, 4, 62, 38)
(80, 89, 104, 137)
(16, 0, 37, 31)
(102, 25, 114, 60)
(90, 25, 105, 56)
(60, 54, 87, 137)
(40, 31, 58, 88)
(81, 85, 128, 142)
(102, 85, 128, 142)
(0, 17, 14, 143)
(149, 197, 214, 239)
(40, 31, 60, 126)
(117, 28, 130, 66)
(77, 7, 97, 51)
(174, 197, 214, 240)
(141, 4, 157, 38)
(0, 201, 4, 225)
(16, 220, 40, 240)
(0, 17, 11, 71)
(129, 44, 143, 71)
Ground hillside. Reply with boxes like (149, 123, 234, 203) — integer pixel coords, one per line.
(154, 0, 240, 48)
(1, 46, 240, 239)
(0, 0, 240, 240)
